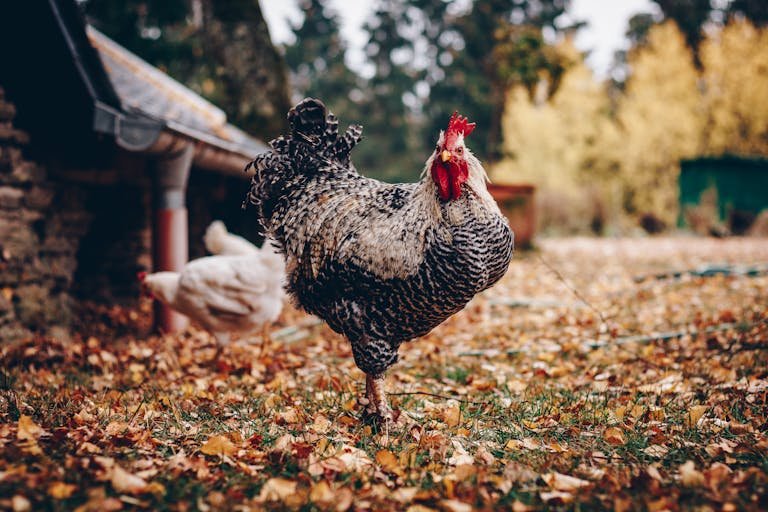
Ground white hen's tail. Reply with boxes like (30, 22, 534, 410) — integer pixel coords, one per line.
(204, 220, 259, 256)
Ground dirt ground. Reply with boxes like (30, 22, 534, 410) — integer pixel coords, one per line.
(1, 237, 767, 511)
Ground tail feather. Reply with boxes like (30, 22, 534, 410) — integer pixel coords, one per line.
(244, 98, 363, 230)
(252, 98, 363, 171)
(288, 97, 328, 140)
(333, 124, 362, 166)
(325, 113, 339, 145)
(269, 136, 289, 152)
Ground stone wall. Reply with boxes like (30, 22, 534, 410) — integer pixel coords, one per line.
(71, 183, 150, 303)
(0, 88, 92, 339)
(0, 88, 156, 341)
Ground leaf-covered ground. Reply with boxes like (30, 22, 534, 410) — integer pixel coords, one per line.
(1, 237, 767, 511)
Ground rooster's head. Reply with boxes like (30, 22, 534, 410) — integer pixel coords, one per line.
(430, 112, 477, 201)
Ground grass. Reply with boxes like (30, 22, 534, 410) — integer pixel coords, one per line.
(1, 237, 767, 510)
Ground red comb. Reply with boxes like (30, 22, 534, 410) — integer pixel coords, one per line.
(446, 111, 476, 138)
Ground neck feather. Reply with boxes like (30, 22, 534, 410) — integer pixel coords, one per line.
(418, 150, 501, 217)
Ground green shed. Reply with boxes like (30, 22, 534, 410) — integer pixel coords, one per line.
(679, 156, 768, 232)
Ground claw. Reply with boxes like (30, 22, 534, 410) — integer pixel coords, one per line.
(362, 374, 395, 426)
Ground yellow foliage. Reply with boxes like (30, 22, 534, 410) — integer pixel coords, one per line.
(616, 21, 703, 224)
(700, 20, 768, 156)
(494, 20, 768, 231)
(495, 39, 611, 192)
(493, 39, 621, 233)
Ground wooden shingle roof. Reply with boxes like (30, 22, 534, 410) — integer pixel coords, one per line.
(87, 27, 266, 159)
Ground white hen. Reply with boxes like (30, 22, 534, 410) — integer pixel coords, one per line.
(204, 220, 260, 256)
(141, 222, 286, 352)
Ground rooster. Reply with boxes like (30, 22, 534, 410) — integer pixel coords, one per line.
(140, 222, 286, 354)
(245, 98, 513, 422)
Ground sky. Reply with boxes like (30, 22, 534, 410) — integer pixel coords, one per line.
(261, 0, 659, 79)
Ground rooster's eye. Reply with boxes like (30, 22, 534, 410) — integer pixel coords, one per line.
(457, 146, 464, 154)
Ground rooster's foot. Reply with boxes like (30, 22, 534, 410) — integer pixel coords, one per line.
(362, 374, 396, 426)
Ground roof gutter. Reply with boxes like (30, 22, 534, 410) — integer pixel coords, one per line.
(93, 101, 253, 178)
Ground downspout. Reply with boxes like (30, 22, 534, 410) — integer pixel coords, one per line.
(152, 144, 193, 333)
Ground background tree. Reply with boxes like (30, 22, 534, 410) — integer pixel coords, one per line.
(494, 40, 621, 234)
(610, 1, 768, 85)
(284, 0, 357, 111)
(700, 20, 768, 155)
(728, 0, 768, 26)
(494, 9, 768, 233)
(284, 0, 422, 181)
(415, 0, 577, 161)
(642, 0, 768, 59)
(626, 12, 658, 47)
(354, 0, 422, 181)
(651, 0, 713, 54)
(609, 12, 658, 92)
(193, 0, 292, 137)
(83, 0, 192, 74)
(278, 0, 581, 180)
(615, 22, 703, 224)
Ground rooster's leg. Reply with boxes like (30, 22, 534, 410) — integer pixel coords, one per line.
(353, 337, 398, 424)
(364, 374, 392, 422)
(211, 332, 230, 362)
(259, 325, 271, 356)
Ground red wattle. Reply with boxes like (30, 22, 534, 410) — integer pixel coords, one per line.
(431, 160, 468, 201)
(431, 163, 451, 200)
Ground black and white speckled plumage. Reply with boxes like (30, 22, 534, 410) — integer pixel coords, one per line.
(245, 98, 513, 376)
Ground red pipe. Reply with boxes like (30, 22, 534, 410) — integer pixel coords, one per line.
(152, 207, 189, 333)
(152, 145, 193, 334)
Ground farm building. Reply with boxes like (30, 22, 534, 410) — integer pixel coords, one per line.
(0, 0, 286, 341)
(679, 156, 768, 234)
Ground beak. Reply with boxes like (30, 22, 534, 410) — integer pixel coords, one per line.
(440, 149, 452, 163)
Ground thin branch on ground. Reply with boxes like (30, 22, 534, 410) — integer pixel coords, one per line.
(388, 391, 488, 405)
(536, 254, 609, 325)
